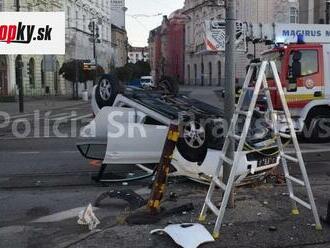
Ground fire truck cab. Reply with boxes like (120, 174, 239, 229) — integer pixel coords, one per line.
(247, 23, 330, 141)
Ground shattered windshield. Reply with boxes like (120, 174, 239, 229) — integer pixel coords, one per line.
(262, 51, 283, 79)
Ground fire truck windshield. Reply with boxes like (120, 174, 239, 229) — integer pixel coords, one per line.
(261, 51, 283, 79)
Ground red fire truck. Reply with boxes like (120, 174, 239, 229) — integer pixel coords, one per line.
(247, 23, 330, 141)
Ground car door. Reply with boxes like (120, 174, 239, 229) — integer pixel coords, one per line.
(103, 123, 169, 164)
(284, 46, 324, 108)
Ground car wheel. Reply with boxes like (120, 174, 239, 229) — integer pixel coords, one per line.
(95, 74, 121, 109)
(177, 120, 208, 163)
(158, 76, 179, 95)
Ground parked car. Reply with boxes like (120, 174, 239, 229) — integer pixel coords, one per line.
(140, 76, 154, 88)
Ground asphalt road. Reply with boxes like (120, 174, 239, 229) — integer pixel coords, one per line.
(0, 94, 330, 247)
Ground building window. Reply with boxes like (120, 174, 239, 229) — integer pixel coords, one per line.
(208, 62, 212, 86)
(194, 64, 197, 85)
(201, 62, 204, 86)
(41, 60, 45, 88)
(76, 11, 79, 28)
(28, 58, 35, 87)
(290, 7, 298, 24)
(0, 0, 3, 11)
(67, 6, 71, 27)
(218, 61, 221, 86)
(187, 64, 191, 85)
(83, 15, 86, 31)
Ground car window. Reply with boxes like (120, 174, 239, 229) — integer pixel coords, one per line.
(289, 50, 318, 77)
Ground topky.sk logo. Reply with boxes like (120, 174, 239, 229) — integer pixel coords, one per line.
(0, 12, 65, 55)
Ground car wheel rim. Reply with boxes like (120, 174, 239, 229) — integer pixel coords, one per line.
(183, 121, 206, 148)
(99, 79, 112, 101)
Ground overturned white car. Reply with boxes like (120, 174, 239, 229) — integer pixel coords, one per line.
(77, 74, 281, 184)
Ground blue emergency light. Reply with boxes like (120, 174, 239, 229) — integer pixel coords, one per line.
(297, 34, 305, 44)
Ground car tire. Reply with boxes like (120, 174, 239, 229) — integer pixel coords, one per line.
(176, 120, 208, 163)
(95, 74, 122, 109)
(158, 76, 179, 95)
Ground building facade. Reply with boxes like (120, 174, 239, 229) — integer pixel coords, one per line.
(0, 0, 65, 97)
(299, 0, 329, 24)
(111, 0, 128, 68)
(148, 11, 186, 84)
(182, 0, 300, 86)
(65, 0, 113, 95)
(128, 46, 149, 64)
(0, 0, 123, 97)
(183, 0, 226, 86)
(111, 25, 128, 68)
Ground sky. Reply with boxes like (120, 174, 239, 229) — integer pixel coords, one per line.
(126, 0, 185, 47)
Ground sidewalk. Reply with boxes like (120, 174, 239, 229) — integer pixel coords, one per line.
(70, 178, 330, 248)
(0, 96, 88, 115)
(180, 85, 224, 109)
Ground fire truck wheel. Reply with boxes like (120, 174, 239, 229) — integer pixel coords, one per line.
(305, 112, 330, 142)
(95, 74, 122, 108)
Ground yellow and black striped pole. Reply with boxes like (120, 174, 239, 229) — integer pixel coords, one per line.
(147, 123, 179, 213)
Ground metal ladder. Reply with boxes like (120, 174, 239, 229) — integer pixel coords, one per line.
(198, 61, 322, 239)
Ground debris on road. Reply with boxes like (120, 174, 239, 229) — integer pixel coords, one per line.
(77, 204, 100, 231)
(94, 189, 147, 209)
(269, 226, 277, 232)
(150, 223, 214, 248)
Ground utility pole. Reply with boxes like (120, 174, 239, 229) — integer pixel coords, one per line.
(15, 0, 24, 113)
(326, 0, 330, 24)
(223, 0, 236, 207)
(89, 20, 99, 86)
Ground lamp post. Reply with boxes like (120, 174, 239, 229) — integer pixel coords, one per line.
(15, 0, 24, 113)
(89, 20, 100, 86)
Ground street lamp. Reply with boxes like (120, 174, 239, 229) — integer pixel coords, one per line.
(15, 0, 24, 112)
(88, 20, 100, 85)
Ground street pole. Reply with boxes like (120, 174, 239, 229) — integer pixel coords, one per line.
(16, 0, 24, 113)
(92, 21, 98, 86)
(223, 0, 236, 207)
(326, 0, 330, 24)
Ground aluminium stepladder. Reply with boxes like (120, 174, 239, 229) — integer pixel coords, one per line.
(198, 61, 322, 239)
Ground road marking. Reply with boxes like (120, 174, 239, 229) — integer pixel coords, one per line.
(49, 115, 74, 121)
(1, 113, 34, 121)
(0, 150, 78, 154)
(287, 148, 330, 154)
(71, 114, 93, 121)
(31, 206, 99, 223)
(17, 151, 41, 155)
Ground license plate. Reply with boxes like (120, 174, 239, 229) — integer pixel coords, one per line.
(258, 156, 277, 167)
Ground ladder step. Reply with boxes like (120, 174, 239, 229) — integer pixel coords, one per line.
(242, 87, 254, 91)
(279, 132, 291, 139)
(205, 199, 220, 216)
(235, 110, 249, 116)
(219, 153, 234, 165)
(290, 195, 312, 210)
(213, 177, 227, 191)
(282, 153, 299, 163)
(274, 110, 286, 115)
(229, 133, 241, 141)
(285, 175, 305, 186)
